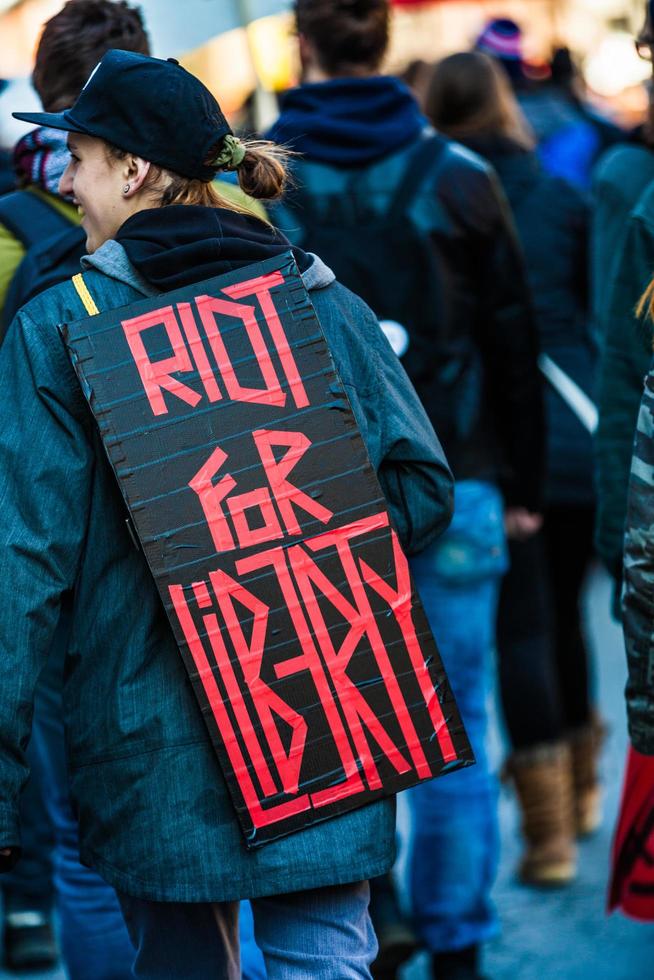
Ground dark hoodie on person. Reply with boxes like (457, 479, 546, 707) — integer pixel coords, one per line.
(0, 203, 453, 900)
(458, 133, 594, 506)
(268, 76, 545, 511)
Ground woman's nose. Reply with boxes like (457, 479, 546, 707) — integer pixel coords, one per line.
(58, 161, 74, 198)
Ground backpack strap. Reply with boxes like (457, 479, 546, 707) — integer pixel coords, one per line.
(0, 190, 72, 249)
(289, 134, 449, 227)
(386, 134, 449, 221)
(72, 273, 100, 316)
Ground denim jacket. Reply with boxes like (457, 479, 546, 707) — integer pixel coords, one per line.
(0, 240, 453, 900)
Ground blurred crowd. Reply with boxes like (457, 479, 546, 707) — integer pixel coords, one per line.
(0, 1, 654, 979)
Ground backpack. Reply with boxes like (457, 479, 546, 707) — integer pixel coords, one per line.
(0, 190, 85, 334)
(287, 135, 448, 389)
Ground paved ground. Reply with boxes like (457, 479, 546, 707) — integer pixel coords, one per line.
(403, 566, 654, 980)
(1, 567, 653, 979)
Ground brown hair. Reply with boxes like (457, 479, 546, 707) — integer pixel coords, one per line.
(295, 0, 390, 76)
(33, 0, 150, 112)
(107, 137, 289, 211)
(425, 51, 534, 150)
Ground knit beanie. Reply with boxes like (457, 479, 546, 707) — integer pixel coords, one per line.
(475, 18, 523, 63)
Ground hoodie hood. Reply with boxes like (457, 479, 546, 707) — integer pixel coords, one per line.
(113, 205, 314, 292)
(83, 205, 333, 295)
(267, 76, 427, 167)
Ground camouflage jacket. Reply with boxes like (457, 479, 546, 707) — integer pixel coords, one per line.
(623, 358, 654, 753)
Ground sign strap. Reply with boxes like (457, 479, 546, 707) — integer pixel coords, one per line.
(72, 273, 100, 317)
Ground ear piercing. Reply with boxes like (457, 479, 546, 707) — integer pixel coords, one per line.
(123, 184, 130, 194)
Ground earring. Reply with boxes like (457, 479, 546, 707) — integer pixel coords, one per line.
(123, 184, 130, 194)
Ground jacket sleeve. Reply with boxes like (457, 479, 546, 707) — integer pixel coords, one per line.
(375, 329, 454, 554)
(622, 364, 654, 754)
(0, 309, 93, 864)
(447, 161, 545, 511)
(595, 211, 654, 582)
(337, 297, 454, 555)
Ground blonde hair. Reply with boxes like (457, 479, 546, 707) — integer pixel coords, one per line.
(636, 277, 654, 330)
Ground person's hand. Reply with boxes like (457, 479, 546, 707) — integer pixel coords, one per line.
(504, 507, 543, 541)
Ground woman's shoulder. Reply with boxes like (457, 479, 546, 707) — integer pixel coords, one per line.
(20, 264, 146, 326)
(20, 274, 87, 323)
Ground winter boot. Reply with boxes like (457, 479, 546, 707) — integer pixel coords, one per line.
(569, 713, 607, 837)
(506, 741, 577, 886)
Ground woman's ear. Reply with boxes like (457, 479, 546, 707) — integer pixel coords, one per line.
(122, 156, 151, 198)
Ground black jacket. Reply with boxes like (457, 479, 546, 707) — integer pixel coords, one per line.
(268, 79, 544, 510)
(463, 135, 594, 505)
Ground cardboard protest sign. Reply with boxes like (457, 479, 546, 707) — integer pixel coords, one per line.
(63, 252, 473, 847)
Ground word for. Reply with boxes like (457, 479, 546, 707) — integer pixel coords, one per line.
(189, 429, 333, 554)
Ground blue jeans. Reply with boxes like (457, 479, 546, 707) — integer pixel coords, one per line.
(31, 609, 134, 980)
(240, 901, 267, 979)
(1, 738, 54, 916)
(118, 881, 376, 979)
(408, 480, 507, 953)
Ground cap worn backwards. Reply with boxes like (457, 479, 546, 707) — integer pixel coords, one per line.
(12, 49, 235, 182)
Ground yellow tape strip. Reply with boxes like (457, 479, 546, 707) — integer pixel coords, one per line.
(72, 273, 100, 316)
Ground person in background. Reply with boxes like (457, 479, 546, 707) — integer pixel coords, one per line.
(0, 0, 150, 326)
(622, 274, 654, 752)
(426, 51, 599, 888)
(476, 18, 622, 191)
(268, 2, 544, 977)
(595, 0, 654, 614)
(0, 3, 149, 977)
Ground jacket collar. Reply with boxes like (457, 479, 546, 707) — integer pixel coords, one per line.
(82, 240, 335, 294)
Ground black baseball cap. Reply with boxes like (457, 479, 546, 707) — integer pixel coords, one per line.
(13, 49, 232, 181)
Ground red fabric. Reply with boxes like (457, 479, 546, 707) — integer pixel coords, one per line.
(609, 746, 654, 921)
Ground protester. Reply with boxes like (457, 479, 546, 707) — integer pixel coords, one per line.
(613, 300, 654, 917)
(591, 119, 654, 342)
(267, 2, 544, 976)
(595, 0, 654, 614)
(622, 275, 654, 754)
(476, 18, 622, 190)
(427, 50, 599, 888)
(0, 48, 454, 979)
